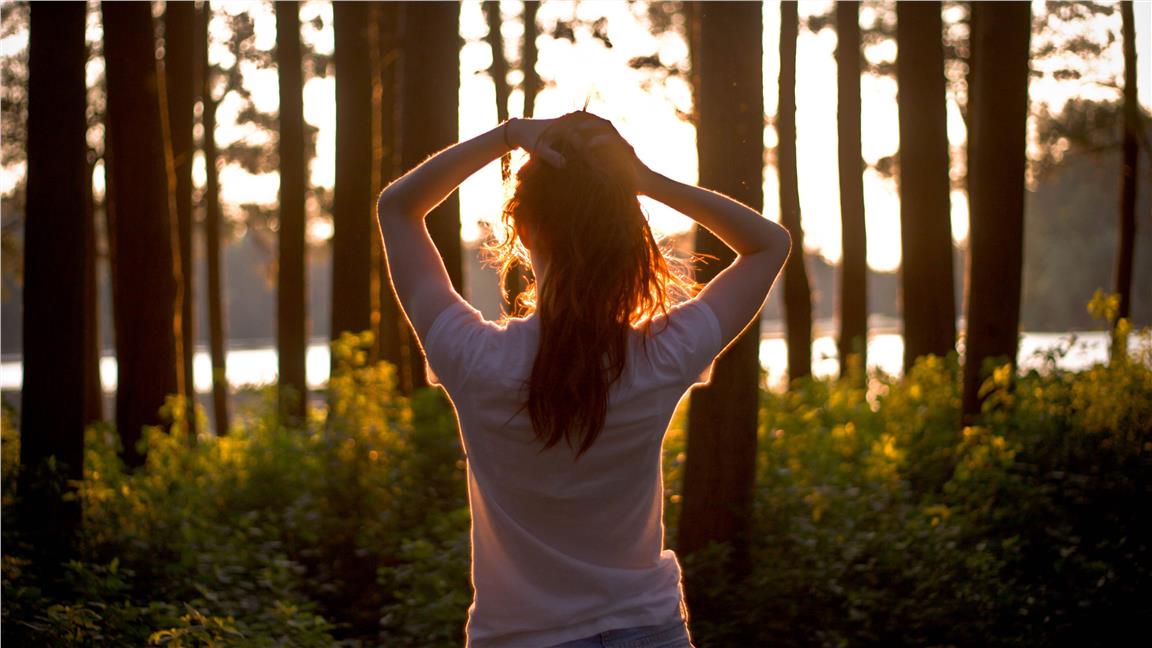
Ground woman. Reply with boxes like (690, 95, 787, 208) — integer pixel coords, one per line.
(376, 112, 791, 648)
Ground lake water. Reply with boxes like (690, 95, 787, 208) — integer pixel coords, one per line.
(0, 330, 1123, 395)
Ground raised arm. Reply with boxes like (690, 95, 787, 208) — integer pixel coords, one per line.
(376, 117, 567, 338)
(639, 170, 791, 342)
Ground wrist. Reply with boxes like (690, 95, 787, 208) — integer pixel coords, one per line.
(502, 118, 519, 150)
(636, 167, 660, 196)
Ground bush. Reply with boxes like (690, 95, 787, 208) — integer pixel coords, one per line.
(2, 328, 1150, 646)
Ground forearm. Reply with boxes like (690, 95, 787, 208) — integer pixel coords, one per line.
(639, 170, 789, 256)
(377, 123, 510, 221)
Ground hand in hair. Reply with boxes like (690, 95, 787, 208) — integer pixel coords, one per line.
(565, 116, 652, 191)
(505, 116, 572, 168)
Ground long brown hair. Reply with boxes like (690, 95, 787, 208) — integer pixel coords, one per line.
(488, 115, 695, 458)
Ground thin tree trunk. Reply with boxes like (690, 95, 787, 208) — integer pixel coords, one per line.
(84, 155, 103, 425)
(276, 0, 308, 424)
(1114, 0, 1138, 359)
(20, 0, 89, 559)
(484, 1, 510, 181)
(373, 2, 413, 390)
(778, 0, 813, 383)
(897, 1, 956, 373)
(837, 0, 867, 381)
(400, 1, 462, 392)
(166, 0, 197, 436)
(201, 0, 229, 436)
(102, 1, 181, 467)
(331, 0, 375, 359)
(961, 1, 1031, 419)
(485, 0, 523, 313)
(522, 1, 540, 118)
(678, 0, 763, 608)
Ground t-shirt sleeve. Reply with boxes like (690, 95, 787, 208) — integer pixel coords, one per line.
(653, 298, 726, 387)
(421, 300, 494, 391)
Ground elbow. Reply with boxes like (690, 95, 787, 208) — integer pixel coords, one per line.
(748, 217, 792, 257)
(376, 187, 411, 229)
(777, 225, 793, 259)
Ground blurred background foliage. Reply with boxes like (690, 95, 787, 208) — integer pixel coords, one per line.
(3, 322, 1149, 646)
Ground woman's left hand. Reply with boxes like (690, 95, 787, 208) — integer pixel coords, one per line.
(505, 117, 570, 168)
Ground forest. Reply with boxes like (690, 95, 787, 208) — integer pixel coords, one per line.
(1, 1, 1150, 646)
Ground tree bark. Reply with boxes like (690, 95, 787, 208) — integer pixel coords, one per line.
(837, 1, 868, 381)
(678, 0, 763, 608)
(1114, 0, 1138, 359)
(961, 1, 1031, 419)
(20, 0, 89, 558)
(897, 1, 956, 373)
(331, 0, 375, 361)
(276, 1, 308, 424)
(103, 1, 181, 467)
(400, 1, 462, 392)
(778, 0, 813, 383)
(201, 0, 229, 436)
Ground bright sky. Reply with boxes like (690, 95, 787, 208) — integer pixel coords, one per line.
(1, 0, 1149, 273)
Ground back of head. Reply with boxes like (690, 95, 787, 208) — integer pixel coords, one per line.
(489, 113, 693, 458)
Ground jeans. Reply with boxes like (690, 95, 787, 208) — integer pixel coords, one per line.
(547, 619, 696, 648)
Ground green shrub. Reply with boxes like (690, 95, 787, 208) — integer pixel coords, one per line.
(2, 327, 1149, 646)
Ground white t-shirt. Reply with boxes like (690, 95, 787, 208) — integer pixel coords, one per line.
(422, 296, 726, 648)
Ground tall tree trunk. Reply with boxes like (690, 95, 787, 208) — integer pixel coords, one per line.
(897, 1, 956, 373)
(276, 1, 308, 424)
(20, 0, 89, 560)
(485, 0, 523, 313)
(961, 1, 1031, 419)
(84, 155, 103, 425)
(373, 2, 414, 390)
(778, 0, 813, 383)
(400, 1, 462, 392)
(201, 0, 229, 436)
(331, 0, 375, 364)
(837, 0, 867, 381)
(522, 1, 540, 119)
(678, 0, 763, 613)
(484, 1, 510, 181)
(102, 1, 181, 467)
(1114, 0, 1138, 359)
(166, 0, 197, 436)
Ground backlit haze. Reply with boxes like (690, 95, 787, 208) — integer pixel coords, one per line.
(2, 0, 1150, 273)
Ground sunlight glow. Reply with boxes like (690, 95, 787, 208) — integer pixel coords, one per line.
(0, 0, 1148, 274)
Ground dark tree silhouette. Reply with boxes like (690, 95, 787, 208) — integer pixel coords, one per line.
(897, 1, 956, 373)
(484, 1, 510, 182)
(962, 1, 1031, 419)
(102, 1, 182, 466)
(836, 0, 867, 380)
(166, 0, 197, 434)
(778, 0, 813, 382)
(372, 2, 413, 386)
(523, 1, 541, 118)
(484, 1, 524, 312)
(1115, 0, 1139, 357)
(678, 0, 763, 607)
(20, 0, 89, 555)
(400, 1, 462, 392)
(276, 1, 307, 424)
(331, 0, 374, 380)
(201, 1, 229, 437)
